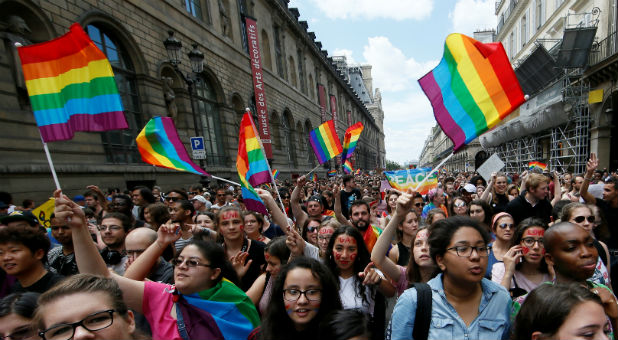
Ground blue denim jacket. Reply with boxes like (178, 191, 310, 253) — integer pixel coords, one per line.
(390, 274, 512, 340)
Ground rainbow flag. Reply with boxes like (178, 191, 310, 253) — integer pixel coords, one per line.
(272, 169, 279, 180)
(237, 113, 269, 214)
(17, 23, 128, 142)
(355, 168, 361, 175)
(384, 168, 438, 195)
(343, 160, 353, 174)
(528, 161, 547, 171)
(310, 172, 318, 182)
(419, 33, 525, 152)
(309, 120, 343, 164)
(341, 122, 364, 163)
(327, 169, 337, 177)
(136, 117, 209, 176)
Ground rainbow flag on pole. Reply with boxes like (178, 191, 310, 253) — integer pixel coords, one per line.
(341, 122, 364, 163)
(237, 113, 269, 214)
(272, 169, 279, 180)
(418, 33, 524, 152)
(528, 161, 547, 171)
(136, 117, 209, 176)
(343, 160, 353, 174)
(310, 172, 318, 182)
(17, 23, 128, 142)
(327, 169, 337, 177)
(309, 120, 343, 164)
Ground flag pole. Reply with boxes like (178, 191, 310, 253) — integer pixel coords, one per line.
(304, 163, 322, 178)
(40, 135, 62, 190)
(412, 152, 454, 192)
(245, 109, 287, 215)
(209, 175, 240, 187)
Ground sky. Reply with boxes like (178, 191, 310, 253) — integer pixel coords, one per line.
(287, 0, 497, 165)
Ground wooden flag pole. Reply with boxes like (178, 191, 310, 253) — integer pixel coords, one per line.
(412, 152, 454, 192)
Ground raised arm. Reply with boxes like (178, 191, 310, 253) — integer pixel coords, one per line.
(290, 176, 309, 228)
(256, 188, 290, 234)
(551, 171, 562, 206)
(54, 190, 145, 313)
(580, 153, 598, 204)
(333, 184, 353, 227)
(480, 173, 496, 203)
(371, 199, 411, 283)
(124, 223, 180, 281)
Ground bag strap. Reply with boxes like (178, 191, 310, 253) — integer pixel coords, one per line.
(175, 301, 190, 340)
(412, 282, 432, 340)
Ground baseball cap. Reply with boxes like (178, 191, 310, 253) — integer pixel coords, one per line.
(463, 183, 476, 193)
(73, 195, 85, 202)
(307, 195, 322, 204)
(0, 210, 39, 226)
(190, 195, 208, 204)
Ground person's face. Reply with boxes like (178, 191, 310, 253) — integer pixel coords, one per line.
(400, 212, 419, 237)
(192, 200, 204, 211)
(445, 184, 455, 196)
(219, 210, 244, 241)
(243, 214, 260, 236)
(453, 198, 468, 216)
(573, 176, 584, 191)
(495, 176, 508, 193)
(412, 197, 424, 215)
(283, 268, 322, 330)
(0, 242, 43, 277)
(550, 300, 610, 340)
(433, 189, 445, 205)
(131, 189, 144, 207)
(108, 198, 131, 215)
(318, 226, 335, 254)
(84, 196, 97, 208)
(306, 220, 320, 245)
(196, 214, 215, 230)
(508, 187, 519, 196)
(164, 192, 183, 207)
(333, 234, 358, 272)
(99, 217, 127, 249)
(475, 179, 484, 187)
(152, 187, 161, 198)
(530, 182, 549, 201)
(568, 207, 595, 233)
(51, 217, 72, 245)
(545, 225, 598, 281)
(0, 313, 37, 340)
(436, 226, 488, 284)
(170, 202, 189, 223)
(469, 204, 485, 223)
(143, 207, 151, 223)
(603, 183, 617, 202)
(494, 216, 514, 242)
(476, 186, 485, 196)
(264, 252, 282, 277)
(306, 201, 322, 217)
(371, 189, 380, 201)
(462, 190, 473, 203)
(124, 235, 151, 263)
(413, 229, 432, 267)
(281, 192, 291, 206)
(174, 245, 220, 293)
(39, 291, 135, 340)
(216, 190, 226, 204)
(350, 205, 370, 231)
(563, 174, 572, 186)
(387, 194, 398, 209)
(520, 226, 545, 265)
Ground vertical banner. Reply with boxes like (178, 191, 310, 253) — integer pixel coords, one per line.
(318, 84, 327, 123)
(346, 110, 354, 164)
(245, 17, 273, 158)
(330, 95, 340, 165)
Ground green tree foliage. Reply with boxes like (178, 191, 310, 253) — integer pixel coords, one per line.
(385, 159, 402, 171)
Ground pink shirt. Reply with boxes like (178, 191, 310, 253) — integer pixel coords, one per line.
(143, 281, 182, 340)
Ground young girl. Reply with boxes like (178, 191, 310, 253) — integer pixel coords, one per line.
(425, 208, 446, 226)
(259, 257, 342, 340)
(390, 216, 511, 340)
(468, 199, 493, 234)
(317, 218, 339, 259)
(195, 211, 216, 231)
(486, 212, 514, 278)
(244, 211, 270, 244)
(480, 172, 512, 213)
(0, 292, 39, 340)
(388, 209, 420, 266)
(246, 237, 290, 315)
(449, 197, 468, 217)
(379, 191, 400, 229)
(301, 217, 321, 247)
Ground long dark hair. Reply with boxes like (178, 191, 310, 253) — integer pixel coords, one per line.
(406, 226, 439, 285)
(260, 257, 342, 339)
(469, 199, 493, 227)
(180, 240, 239, 286)
(325, 226, 373, 306)
(0, 292, 39, 319)
(511, 217, 549, 273)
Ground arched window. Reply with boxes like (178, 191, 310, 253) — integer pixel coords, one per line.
(87, 24, 143, 164)
(194, 75, 225, 165)
(260, 30, 272, 70)
(288, 55, 297, 88)
(281, 112, 296, 167)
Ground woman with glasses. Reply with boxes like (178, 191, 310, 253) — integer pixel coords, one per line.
(485, 212, 514, 279)
(301, 217, 320, 247)
(52, 190, 260, 340)
(493, 217, 551, 298)
(448, 197, 468, 217)
(563, 202, 612, 288)
(0, 292, 39, 340)
(390, 216, 511, 340)
(244, 211, 270, 244)
(258, 257, 342, 339)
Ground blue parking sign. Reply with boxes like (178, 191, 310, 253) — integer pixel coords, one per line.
(190, 137, 204, 151)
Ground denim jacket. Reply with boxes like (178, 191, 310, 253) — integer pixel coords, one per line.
(389, 274, 512, 340)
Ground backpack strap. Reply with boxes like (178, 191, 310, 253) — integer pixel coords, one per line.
(412, 282, 432, 340)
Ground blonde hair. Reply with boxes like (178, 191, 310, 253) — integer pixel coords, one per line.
(525, 173, 549, 191)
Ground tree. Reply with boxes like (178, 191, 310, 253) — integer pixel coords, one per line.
(385, 159, 402, 171)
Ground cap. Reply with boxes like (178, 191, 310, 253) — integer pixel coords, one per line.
(0, 210, 39, 226)
(190, 195, 208, 204)
(73, 195, 85, 201)
(463, 183, 476, 193)
(307, 195, 322, 204)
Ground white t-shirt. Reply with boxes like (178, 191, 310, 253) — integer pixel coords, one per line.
(338, 272, 382, 315)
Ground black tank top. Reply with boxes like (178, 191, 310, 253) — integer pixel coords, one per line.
(396, 241, 411, 267)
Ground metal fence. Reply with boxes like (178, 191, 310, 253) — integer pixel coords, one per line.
(590, 30, 617, 66)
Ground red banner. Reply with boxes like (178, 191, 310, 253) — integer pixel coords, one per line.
(245, 17, 272, 158)
(318, 84, 327, 123)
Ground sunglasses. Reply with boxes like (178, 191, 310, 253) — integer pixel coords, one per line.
(573, 215, 595, 223)
(307, 226, 318, 233)
(454, 201, 466, 208)
(498, 223, 514, 229)
(166, 196, 181, 202)
(414, 202, 424, 207)
(172, 258, 213, 268)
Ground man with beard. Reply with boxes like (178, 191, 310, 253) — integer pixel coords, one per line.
(334, 185, 382, 252)
(47, 214, 78, 276)
(291, 176, 327, 229)
(98, 212, 130, 275)
(109, 194, 144, 228)
(169, 200, 195, 254)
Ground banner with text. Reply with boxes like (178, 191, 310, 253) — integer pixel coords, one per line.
(384, 168, 438, 195)
(330, 95, 339, 165)
(318, 84, 327, 122)
(245, 17, 272, 158)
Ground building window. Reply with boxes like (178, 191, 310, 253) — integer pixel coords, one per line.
(238, 0, 249, 53)
(521, 15, 527, 47)
(260, 30, 272, 70)
(185, 0, 208, 21)
(273, 25, 285, 79)
(87, 24, 143, 164)
(536, 0, 545, 28)
(194, 75, 225, 165)
(297, 49, 306, 94)
(509, 31, 515, 58)
(281, 113, 296, 167)
(288, 55, 297, 87)
(308, 73, 315, 99)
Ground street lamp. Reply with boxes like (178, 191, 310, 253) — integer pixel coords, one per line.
(163, 30, 206, 170)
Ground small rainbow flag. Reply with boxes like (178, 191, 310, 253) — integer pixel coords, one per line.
(310, 173, 318, 182)
(327, 169, 337, 177)
(341, 122, 364, 163)
(419, 33, 525, 152)
(272, 169, 279, 180)
(355, 168, 361, 175)
(309, 120, 343, 164)
(528, 161, 547, 171)
(343, 160, 353, 174)
(136, 117, 209, 176)
(236, 112, 269, 214)
(17, 23, 128, 142)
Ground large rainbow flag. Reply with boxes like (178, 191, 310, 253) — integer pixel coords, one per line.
(237, 113, 269, 214)
(309, 120, 343, 164)
(17, 23, 128, 142)
(419, 33, 524, 152)
(136, 117, 209, 176)
(384, 168, 438, 195)
(341, 122, 364, 163)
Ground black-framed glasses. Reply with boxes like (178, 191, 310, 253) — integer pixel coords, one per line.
(2, 325, 36, 340)
(414, 202, 424, 207)
(498, 223, 514, 229)
(172, 258, 213, 268)
(447, 245, 491, 257)
(521, 237, 544, 248)
(573, 215, 595, 223)
(97, 225, 122, 232)
(283, 288, 322, 301)
(39, 309, 115, 340)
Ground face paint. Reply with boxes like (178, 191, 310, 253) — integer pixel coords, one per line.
(264, 253, 271, 261)
(319, 228, 334, 235)
(416, 230, 428, 240)
(221, 210, 240, 221)
(526, 228, 545, 236)
(522, 246, 530, 255)
(338, 235, 355, 245)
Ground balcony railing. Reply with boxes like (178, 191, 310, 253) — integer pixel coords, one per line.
(589, 30, 617, 66)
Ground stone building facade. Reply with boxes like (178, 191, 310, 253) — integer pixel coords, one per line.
(0, 0, 385, 201)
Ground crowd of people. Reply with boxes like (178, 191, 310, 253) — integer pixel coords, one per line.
(0, 152, 618, 339)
